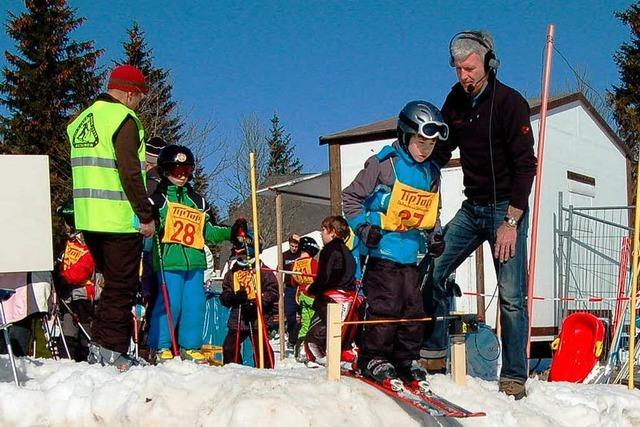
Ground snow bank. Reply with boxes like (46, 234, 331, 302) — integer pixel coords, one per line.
(1, 356, 640, 427)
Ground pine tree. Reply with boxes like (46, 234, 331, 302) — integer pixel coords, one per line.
(609, 3, 640, 162)
(119, 22, 183, 144)
(266, 112, 302, 175)
(0, 0, 103, 249)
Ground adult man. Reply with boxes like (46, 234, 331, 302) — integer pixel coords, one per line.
(421, 31, 537, 400)
(68, 64, 154, 370)
(282, 233, 300, 347)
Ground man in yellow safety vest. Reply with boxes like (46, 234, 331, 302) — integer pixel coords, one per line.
(68, 64, 155, 371)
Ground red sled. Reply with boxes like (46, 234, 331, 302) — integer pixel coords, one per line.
(549, 312, 605, 383)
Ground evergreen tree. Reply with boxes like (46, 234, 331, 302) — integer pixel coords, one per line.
(266, 112, 302, 175)
(119, 22, 183, 144)
(0, 0, 103, 249)
(609, 3, 640, 161)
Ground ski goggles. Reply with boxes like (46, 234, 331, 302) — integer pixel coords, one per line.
(168, 164, 194, 177)
(418, 121, 449, 141)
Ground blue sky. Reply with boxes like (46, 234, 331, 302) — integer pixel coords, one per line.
(0, 1, 634, 176)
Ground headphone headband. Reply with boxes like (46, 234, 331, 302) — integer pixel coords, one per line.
(449, 31, 500, 73)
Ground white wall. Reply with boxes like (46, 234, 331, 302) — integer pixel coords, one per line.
(336, 101, 628, 338)
(0, 155, 53, 273)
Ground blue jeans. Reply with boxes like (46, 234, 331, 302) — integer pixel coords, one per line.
(422, 200, 529, 381)
(284, 287, 299, 345)
(148, 269, 205, 350)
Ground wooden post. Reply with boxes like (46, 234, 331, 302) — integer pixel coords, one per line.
(249, 152, 264, 368)
(475, 245, 486, 322)
(275, 191, 286, 360)
(329, 143, 342, 216)
(451, 335, 467, 386)
(326, 303, 342, 381)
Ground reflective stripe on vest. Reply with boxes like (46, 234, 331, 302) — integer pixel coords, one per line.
(71, 157, 145, 170)
(68, 100, 146, 233)
(73, 188, 128, 201)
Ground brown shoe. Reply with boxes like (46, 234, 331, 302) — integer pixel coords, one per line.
(499, 379, 527, 400)
(417, 357, 446, 374)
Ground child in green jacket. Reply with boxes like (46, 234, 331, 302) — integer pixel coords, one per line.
(147, 144, 244, 364)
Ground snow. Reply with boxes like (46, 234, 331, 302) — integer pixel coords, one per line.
(1, 355, 640, 427)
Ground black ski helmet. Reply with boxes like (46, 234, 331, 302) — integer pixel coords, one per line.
(299, 236, 320, 257)
(157, 144, 195, 176)
(397, 101, 449, 152)
(56, 199, 75, 228)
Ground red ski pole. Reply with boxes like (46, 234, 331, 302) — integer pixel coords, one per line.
(154, 232, 180, 357)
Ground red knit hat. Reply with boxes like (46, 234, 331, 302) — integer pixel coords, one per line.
(107, 65, 148, 94)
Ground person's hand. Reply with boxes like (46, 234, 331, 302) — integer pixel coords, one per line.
(358, 224, 383, 248)
(234, 289, 248, 304)
(495, 223, 518, 262)
(139, 220, 155, 238)
(428, 232, 445, 258)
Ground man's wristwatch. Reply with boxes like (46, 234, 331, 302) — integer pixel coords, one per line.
(504, 215, 518, 228)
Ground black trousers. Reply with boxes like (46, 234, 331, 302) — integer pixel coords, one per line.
(84, 231, 142, 354)
(222, 326, 275, 368)
(360, 257, 425, 366)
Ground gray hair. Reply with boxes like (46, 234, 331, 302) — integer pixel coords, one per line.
(450, 30, 495, 64)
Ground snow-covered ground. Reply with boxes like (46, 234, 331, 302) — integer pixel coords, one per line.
(1, 356, 640, 427)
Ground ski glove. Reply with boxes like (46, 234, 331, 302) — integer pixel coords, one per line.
(428, 232, 445, 258)
(231, 217, 249, 248)
(233, 289, 248, 305)
(358, 223, 383, 248)
(242, 301, 258, 321)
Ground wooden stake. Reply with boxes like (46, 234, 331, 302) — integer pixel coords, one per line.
(326, 303, 342, 381)
(275, 191, 286, 360)
(451, 335, 467, 386)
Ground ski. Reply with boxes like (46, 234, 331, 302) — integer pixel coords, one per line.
(342, 370, 485, 418)
(404, 381, 486, 418)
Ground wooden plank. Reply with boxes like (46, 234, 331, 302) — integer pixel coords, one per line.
(326, 303, 342, 381)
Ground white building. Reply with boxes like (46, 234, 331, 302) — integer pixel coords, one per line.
(319, 92, 631, 351)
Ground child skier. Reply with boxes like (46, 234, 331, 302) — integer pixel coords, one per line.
(147, 144, 244, 364)
(220, 242, 278, 367)
(55, 200, 99, 362)
(290, 236, 320, 361)
(305, 216, 357, 362)
(342, 101, 447, 386)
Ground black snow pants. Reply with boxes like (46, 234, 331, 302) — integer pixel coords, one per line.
(359, 257, 425, 367)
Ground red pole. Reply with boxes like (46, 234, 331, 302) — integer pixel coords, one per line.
(527, 24, 555, 357)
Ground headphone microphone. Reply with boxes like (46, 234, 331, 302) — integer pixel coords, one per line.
(449, 31, 500, 74)
(465, 71, 489, 94)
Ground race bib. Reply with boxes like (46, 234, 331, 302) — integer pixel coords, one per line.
(162, 202, 206, 249)
(379, 181, 439, 231)
(233, 270, 257, 300)
(292, 258, 314, 288)
(62, 240, 89, 271)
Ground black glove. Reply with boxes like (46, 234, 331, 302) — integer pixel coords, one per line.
(233, 289, 248, 305)
(428, 232, 445, 258)
(230, 217, 248, 247)
(242, 301, 258, 321)
(358, 223, 383, 248)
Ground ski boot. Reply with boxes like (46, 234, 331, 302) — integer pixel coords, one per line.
(154, 348, 175, 364)
(396, 360, 430, 393)
(180, 348, 209, 365)
(88, 343, 148, 372)
(362, 358, 404, 391)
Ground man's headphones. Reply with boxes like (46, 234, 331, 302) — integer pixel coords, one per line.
(449, 31, 500, 74)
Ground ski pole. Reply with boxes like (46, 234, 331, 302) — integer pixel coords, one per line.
(55, 314, 71, 359)
(59, 299, 91, 342)
(154, 232, 180, 357)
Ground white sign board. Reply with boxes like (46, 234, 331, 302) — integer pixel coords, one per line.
(0, 155, 53, 273)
